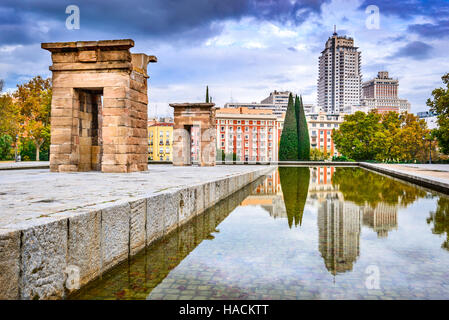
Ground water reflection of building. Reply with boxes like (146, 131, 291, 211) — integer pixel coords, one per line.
(362, 203, 398, 238)
(308, 166, 338, 205)
(240, 170, 287, 218)
(318, 194, 362, 275)
(243, 167, 400, 275)
(310, 166, 398, 274)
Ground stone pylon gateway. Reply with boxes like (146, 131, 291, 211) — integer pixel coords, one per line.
(169, 103, 216, 166)
(42, 39, 156, 173)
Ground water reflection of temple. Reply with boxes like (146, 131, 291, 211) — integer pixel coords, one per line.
(240, 170, 287, 218)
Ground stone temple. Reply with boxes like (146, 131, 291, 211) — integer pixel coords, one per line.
(170, 103, 216, 166)
(42, 39, 156, 173)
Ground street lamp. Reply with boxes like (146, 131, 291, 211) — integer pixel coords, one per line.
(425, 134, 434, 164)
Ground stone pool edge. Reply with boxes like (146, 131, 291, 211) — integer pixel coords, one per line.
(0, 166, 275, 300)
(359, 162, 449, 194)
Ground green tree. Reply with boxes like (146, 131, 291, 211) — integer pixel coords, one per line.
(427, 73, 449, 154)
(0, 134, 13, 160)
(279, 167, 310, 228)
(332, 111, 383, 160)
(333, 111, 430, 162)
(297, 95, 310, 160)
(279, 93, 299, 160)
(206, 85, 209, 103)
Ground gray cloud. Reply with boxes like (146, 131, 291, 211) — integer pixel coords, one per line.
(408, 19, 449, 39)
(391, 41, 433, 60)
(0, 0, 330, 46)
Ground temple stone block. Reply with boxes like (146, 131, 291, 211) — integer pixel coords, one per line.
(42, 39, 157, 173)
(169, 103, 216, 166)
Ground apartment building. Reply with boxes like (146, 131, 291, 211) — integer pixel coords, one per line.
(306, 112, 343, 157)
(215, 107, 284, 162)
(260, 90, 292, 113)
(360, 71, 411, 113)
(223, 102, 284, 116)
(148, 121, 173, 161)
(318, 30, 362, 114)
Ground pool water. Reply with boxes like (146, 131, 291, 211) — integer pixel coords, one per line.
(70, 166, 449, 300)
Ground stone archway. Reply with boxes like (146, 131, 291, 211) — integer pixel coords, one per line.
(170, 103, 216, 166)
(42, 39, 156, 173)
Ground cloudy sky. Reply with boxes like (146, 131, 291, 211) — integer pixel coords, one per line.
(1, 0, 448, 116)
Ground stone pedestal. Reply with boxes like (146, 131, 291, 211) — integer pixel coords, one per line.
(169, 103, 216, 166)
(42, 39, 156, 173)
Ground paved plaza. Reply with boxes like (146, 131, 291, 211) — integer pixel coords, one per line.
(0, 165, 274, 228)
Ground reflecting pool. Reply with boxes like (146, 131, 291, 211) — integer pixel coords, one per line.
(71, 166, 449, 300)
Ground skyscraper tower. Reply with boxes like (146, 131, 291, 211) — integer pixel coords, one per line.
(317, 28, 362, 114)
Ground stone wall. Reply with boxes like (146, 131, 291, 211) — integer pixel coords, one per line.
(0, 166, 273, 299)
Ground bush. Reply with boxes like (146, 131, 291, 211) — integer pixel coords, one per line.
(310, 148, 330, 161)
(332, 155, 355, 162)
(0, 135, 14, 160)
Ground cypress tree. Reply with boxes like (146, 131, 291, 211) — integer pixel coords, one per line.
(279, 167, 310, 228)
(206, 86, 209, 103)
(279, 93, 299, 160)
(294, 94, 301, 145)
(298, 95, 310, 160)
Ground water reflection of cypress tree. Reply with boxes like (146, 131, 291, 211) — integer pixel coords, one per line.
(279, 167, 310, 228)
(427, 196, 449, 251)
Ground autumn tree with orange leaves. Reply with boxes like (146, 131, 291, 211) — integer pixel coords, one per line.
(13, 76, 52, 161)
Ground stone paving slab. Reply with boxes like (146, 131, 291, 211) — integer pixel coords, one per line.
(360, 163, 449, 194)
(399, 163, 449, 172)
(0, 165, 274, 228)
